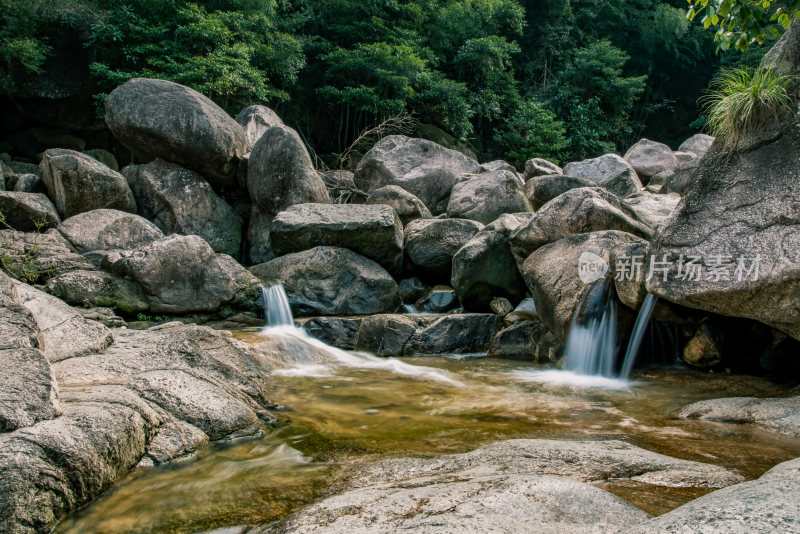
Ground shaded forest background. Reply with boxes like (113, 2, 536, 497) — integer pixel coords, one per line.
(0, 0, 775, 167)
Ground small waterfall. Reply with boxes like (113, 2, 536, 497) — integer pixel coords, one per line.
(619, 293, 659, 378)
(563, 279, 618, 378)
(259, 284, 294, 326)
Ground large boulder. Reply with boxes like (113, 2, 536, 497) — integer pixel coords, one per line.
(105, 78, 248, 186)
(235, 105, 283, 149)
(647, 123, 800, 340)
(446, 170, 532, 224)
(524, 157, 563, 180)
(677, 133, 714, 157)
(623, 139, 679, 182)
(250, 246, 401, 316)
(509, 187, 653, 266)
(57, 209, 164, 253)
(247, 124, 329, 217)
(270, 203, 404, 276)
(354, 135, 480, 214)
(123, 159, 242, 257)
(524, 174, 596, 210)
(0, 191, 60, 231)
(44, 270, 148, 313)
(13, 281, 114, 362)
(40, 149, 136, 218)
(405, 218, 484, 283)
(520, 231, 647, 340)
(664, 157, 701, 195)
(366, 185, 432, 225)
(108, 235, 257, 314)
(451, 214, 529, 311)
(622, 192, 681, 230)
(563, 154, 643, 197)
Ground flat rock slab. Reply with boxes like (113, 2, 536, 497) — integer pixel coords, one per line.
(270, 203, 404, 276)
(265, 438, 748, 534)
(266, 473, 650, 534)
(345, 439, 744, 490)
(679, 396, 800, 438)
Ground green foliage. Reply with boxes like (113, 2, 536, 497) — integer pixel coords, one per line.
(688, 0, 800, 51)
(85, 0, 304, 113)
(700, 66, 795, 147)
(493, 99, 568, 168)
(548, 40, 647, 159)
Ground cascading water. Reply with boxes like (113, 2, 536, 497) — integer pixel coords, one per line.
(563, 279, 619, 378)
(619, 293, 659, 378)
(259, 284, 295, 326)
(255, 283, 461, 385)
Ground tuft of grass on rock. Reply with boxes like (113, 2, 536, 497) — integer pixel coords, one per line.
(701, 66, 795, 149)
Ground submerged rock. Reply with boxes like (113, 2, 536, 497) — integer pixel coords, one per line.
(105, 78, 248, 186)
(354, 135, 480, 214)
(679, 396, 800, 438)
(250, 246, 401, 316)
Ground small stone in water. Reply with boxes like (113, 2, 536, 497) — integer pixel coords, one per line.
(366, 409, 380, 415)
(400, 415, 411, 420)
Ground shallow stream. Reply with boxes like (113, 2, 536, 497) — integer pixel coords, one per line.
(55, 327, 800, 534)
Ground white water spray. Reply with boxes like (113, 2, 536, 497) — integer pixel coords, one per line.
(563, 280, 619, 377)
(619, 293, 659, 378)
(259, 284, 294, 326)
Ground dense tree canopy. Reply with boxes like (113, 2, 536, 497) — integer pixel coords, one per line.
(0, 0, 786, 166)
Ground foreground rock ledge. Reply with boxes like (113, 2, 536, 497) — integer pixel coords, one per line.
(261, 439, 745, 534)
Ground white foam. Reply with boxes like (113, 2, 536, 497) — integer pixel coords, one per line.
(259, 325, 463, 386)
(510, 369, 633, 390)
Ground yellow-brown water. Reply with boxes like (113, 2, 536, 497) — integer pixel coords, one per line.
(55, 329, 800, 534)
